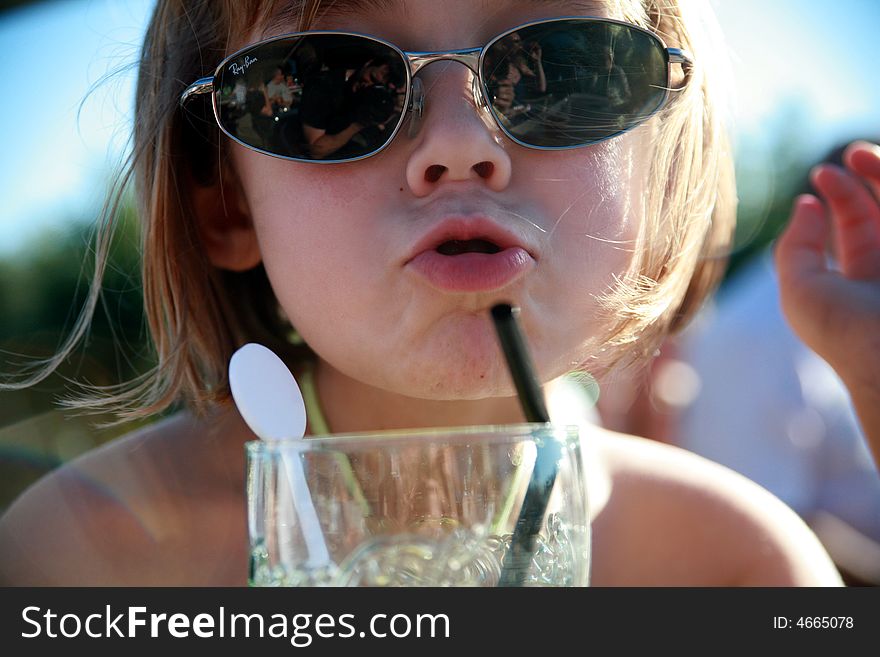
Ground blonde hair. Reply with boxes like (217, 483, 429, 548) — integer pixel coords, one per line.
(4, 0, 735, 420)
(590, 0, 736, 374)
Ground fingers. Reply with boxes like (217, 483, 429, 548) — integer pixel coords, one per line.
(775, 195, 846, 354)
(844, 140, 880, 200)
(844, 141, 880, 175)
(775, 194, 830, 286)
(810, 160, 880, 279)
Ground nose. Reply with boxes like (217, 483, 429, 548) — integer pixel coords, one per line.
(404, 62, 512, 197)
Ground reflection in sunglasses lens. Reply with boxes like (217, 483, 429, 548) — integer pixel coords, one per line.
(217, 35, 408, 160)
(483, 20, 668, 147)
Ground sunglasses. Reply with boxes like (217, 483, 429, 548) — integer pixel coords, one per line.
(180, 17, 692, 163)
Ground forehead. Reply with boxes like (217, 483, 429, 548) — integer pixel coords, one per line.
(313, 0, 610, 12)
(263, 0, 621, 33)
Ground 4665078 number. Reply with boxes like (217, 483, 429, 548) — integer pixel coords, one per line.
(798, 617, 853, 629)
(773, 616, 854, 629)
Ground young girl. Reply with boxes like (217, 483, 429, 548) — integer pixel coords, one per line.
(1, 0, 870, 586)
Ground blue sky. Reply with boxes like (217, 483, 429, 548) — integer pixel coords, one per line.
(1, 0, 879, 254)
(715, 0, 880, 141)
(0, 0, 153, 254)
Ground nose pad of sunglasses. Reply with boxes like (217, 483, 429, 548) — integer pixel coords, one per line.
(471, 75, 489, 111)
(407, 77, 425, 138)
(405, 75, 494, 139)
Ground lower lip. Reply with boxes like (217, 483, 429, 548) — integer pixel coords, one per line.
(406, 247, 535, 292)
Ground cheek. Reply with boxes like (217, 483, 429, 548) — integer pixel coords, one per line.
(239, 148, 386, 259)
(521, 135, 648, 372)
(247, 161, 381, 233)
(536, 136, 644, 287)
(233, 148, 393, 318)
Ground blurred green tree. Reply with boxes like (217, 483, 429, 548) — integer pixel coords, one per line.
(725, 108, 814, 283)
(0, 196, 155, 510)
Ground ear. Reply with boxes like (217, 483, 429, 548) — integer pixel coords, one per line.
(191, 170, 262, 272)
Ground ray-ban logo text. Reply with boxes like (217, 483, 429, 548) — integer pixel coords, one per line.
(229, 55, 258, 75)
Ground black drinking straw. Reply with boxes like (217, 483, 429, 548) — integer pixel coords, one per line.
(491, 303, 561, 586)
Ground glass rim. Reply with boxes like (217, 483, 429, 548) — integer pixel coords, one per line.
(244, 422, 581, 453)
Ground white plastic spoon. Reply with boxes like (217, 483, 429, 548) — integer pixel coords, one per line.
(229, 342, 331, 569)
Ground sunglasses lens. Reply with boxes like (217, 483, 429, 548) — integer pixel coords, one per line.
(483, 20, 669, 148)
(216, 35, 408, 160)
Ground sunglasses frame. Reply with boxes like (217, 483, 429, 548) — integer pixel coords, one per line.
(180, 16, 693, 164)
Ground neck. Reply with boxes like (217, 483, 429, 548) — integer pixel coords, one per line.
(313, 359, 538, 433)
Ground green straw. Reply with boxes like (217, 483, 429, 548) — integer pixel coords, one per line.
(491, 303, 561, 587)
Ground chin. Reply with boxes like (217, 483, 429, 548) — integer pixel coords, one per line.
(377, 331, 517, 401)
(400, 364, 515, 401)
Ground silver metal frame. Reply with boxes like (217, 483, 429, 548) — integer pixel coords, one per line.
(179, 16, 694, 164)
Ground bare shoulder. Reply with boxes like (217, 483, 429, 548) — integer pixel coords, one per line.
(588, 428, 842, 586)
(0, 408, 250, 585)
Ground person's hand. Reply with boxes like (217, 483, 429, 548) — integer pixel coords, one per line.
(528, 42, 542, 63)
(491, 80, 515, 112)
(775, 140, 880, 465)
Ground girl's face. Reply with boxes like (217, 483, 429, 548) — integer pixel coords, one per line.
(232, 0, 652, 399)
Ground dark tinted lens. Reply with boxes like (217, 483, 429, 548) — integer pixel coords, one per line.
(483, 20, 668, 147)
(216, 34, 407, 160)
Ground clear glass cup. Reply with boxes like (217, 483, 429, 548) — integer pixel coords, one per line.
(246, 423, 589, 586)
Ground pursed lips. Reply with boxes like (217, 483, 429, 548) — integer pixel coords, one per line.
(404, 216, 538, 264)
(403, 216, 538, 293)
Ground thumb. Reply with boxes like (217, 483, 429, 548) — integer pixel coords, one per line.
(774, 194, 829, 286)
